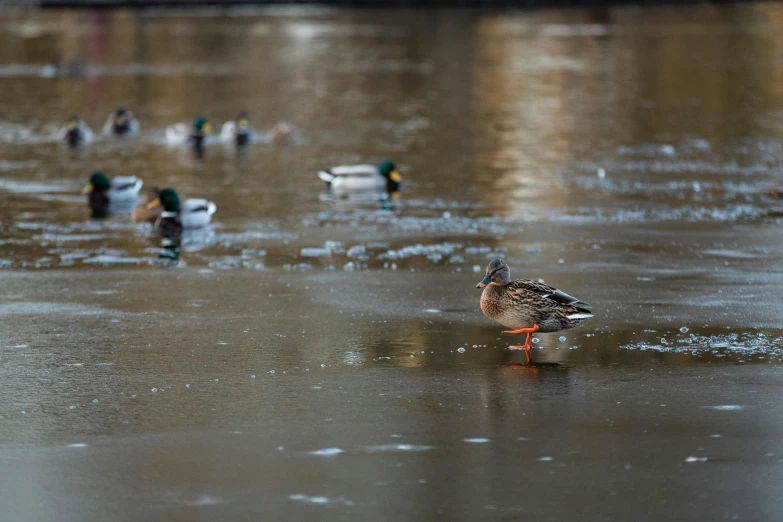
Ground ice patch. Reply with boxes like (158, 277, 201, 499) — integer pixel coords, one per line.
(361, 444, 434, 453)
(685, 456, 708, 463)
(707, 405, 744, 411)
(621, 333, 783, 357)
(66, 443, 88, 448)
(288, 494, 354, 506)
(537, 456, 554, 461)
(464, 438, 491, 443)
(308, 447, 343, 456)
(185, 494, 225, 506)
(83, 255, 142, 266)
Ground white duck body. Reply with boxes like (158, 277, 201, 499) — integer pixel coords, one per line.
(180, 198, 217, 229)
(219, 121, 253, 143)
(108, 176, 143, 202)
(164, 123, 191, 145)
(318, 164, 386, 193)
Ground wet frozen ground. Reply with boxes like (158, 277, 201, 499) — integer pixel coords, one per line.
(2, 4, 783, 521)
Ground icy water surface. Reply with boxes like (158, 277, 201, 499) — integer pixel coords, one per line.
(1, 4, 783, 521)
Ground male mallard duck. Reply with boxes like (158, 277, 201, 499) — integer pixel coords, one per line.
(58, 115, 93, 147)
(165, 116, 213, 148)
(102, 107, 139, 136)
(220, 111, 253, 146)
(477, 259, 593, 363)
(82, 172, 143, 218)
(318, 160, 401, 194)
(146, 187, 217, 229)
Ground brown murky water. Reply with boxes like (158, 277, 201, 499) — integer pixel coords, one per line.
(1, 4, 783, 521)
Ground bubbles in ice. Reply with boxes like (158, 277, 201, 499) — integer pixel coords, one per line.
(532, 338, 540, 344)
(457, 347, 465, 353)
(151, 388, 158, 393)
(559, 336, 566, 342)
(680, 327, 689, 333)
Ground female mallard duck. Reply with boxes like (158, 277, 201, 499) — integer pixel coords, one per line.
(165, 116, 212, 148)
(145, 187, 216, 229)
(318, 160, 401, 194)
(132, 186, 163, 224)
(266, 120, 293, 145)
(82, 172, 143, 218)
(102, 107, 139, 136)
(219, 111, 253, 146)
(58, 115, 93, 147)
(477, 259, 593, 363)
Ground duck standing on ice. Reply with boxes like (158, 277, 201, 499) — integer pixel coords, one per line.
(477, 259, 593, 363)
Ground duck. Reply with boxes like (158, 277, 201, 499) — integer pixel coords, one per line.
(318, 160, 401, 194)
(132, 186, 163, 224)
(58, 115, 93, 147)
(219, 111, 253, 146)
(102, 107, 139, 136)
(477, 259, 593, 363)
(82, 172, 143, 218)
(165, 116, 212, 148)
(266, 120, 293, 145)
(145, 187, 217, 229)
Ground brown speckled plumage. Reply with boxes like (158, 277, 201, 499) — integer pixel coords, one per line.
(478, 259, 593, 333)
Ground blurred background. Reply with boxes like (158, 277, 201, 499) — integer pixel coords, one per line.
(1, 3, 783, 522)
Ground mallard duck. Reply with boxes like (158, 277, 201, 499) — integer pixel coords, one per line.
(82, 172, 143, 218)
(165, 116, 212, 148)
(132, 186, 163, 224)
(318, 160, 401, 194)
(58, 115, 93, 147)
(266, 120, 293, 145)
(102, 107, 139, 136)
(145, 187, 216, 229)
(219, 111, 253, 146)
(477, 259, 593, 363)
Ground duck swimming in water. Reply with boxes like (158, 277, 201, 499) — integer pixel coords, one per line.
(165, 116, 213, 149)
(82, 172, 143, 218)
(58, 116, 93, 147)
(318, 160, 401, 195)
(477, 259, 593, 363)
(102, 107, 139, 136)
(220, 111, 253, 146)
(145, 187, 217, 229)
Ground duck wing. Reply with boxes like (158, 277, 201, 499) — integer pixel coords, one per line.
(508, 279, 590, 309)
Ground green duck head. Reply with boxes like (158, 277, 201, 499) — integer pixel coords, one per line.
(114, 107, 127, 125)
(378, 160, 401, 183)
(237, 111, 250, 129)
(477, 259, 510, 288)
(83, 172, 110, 194)
(193, 116, 212, 134)
(158, 187, 181, 212)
